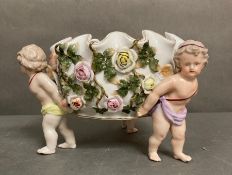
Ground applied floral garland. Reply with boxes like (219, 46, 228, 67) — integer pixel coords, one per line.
(55, 41, 172, 114)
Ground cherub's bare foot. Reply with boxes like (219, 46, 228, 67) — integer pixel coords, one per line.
(37, 146, 55, 155)
(126, 127, 138, 134)
(149, 152, 162, 162)
(58, 142, 76, 149)
(174, 153, 192, 162)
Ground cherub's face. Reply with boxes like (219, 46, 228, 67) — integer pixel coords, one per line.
(179, 52, 207, 79)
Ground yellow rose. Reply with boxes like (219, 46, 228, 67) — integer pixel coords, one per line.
(116, 51, 132, 69)
(112, 48, 137, 73)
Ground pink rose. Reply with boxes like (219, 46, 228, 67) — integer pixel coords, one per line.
(68, 95, 83, 110)
(75, 61, 93, 83)
(106, 96, 123, 112)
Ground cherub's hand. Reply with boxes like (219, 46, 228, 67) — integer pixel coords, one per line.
(137, 106, 148, 117)
(60, 99, 68, 108)
(60, 99, 72, 113)
(48, 51, 58, 71)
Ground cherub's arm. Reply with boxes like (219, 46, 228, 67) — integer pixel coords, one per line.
(137, 77, 175, 117)
(48, 50, 58, 71)
(37, 73, 65, 108)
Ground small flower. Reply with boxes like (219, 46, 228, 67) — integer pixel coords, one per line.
(112, 48, 137, 73)
(67, 95, 84, 110)
(75, 61, 94, 83)
(105, 96, 123, 112)
(142, 76, 160, 94)
(160, 64, 173, 77)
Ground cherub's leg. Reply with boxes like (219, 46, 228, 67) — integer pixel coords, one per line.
(125, 119, 138, 134)
(171, 120, 192, 162)
(149, 105, 170, 162)
(58, 117, 76, 149)
(37, 114, 61, 155)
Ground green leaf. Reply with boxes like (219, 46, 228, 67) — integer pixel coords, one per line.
(128, 75, 140, 92)
(122, 105, 131, 114)
(137, 41, 157, 71)
(149, 58, 159, 72)
(71, 84, 83, 95)
(104, 67, 117, 80)
(70, 55, 81, 64)
(66, 76, 75, 85)
(62, 85, 72, 96)
(117, 87, 128, 97)
(116, 75, 141, 97)
(92, 53, 105, 73)
(147, 46, 155, 58)
(84, 94, 92, 101)
(105, 58, 113, 67)
(67, 44, 78, 57)
(55, 43, 65, 56)
(143, 42, 149, 49)
(92, 49, 117, 83)
(67, 44, 81, 64)
(60, 58, 72, 72)
(132, 92, 147, 106)
(83, 83, 99, 101)
(117, 79, 129, 97)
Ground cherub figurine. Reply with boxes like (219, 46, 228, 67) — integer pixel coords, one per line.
(17, 44, 76, 155)
(137, 40, 209, 162)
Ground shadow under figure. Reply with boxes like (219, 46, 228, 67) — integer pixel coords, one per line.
(137, 40, 209, 162)
(17, 44, 76, 155)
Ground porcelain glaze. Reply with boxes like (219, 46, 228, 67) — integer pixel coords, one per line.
(52, 30, 184, 120)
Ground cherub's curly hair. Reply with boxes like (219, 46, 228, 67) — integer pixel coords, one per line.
(173, 40, 209, 73)
(17, 44, 47, 72)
